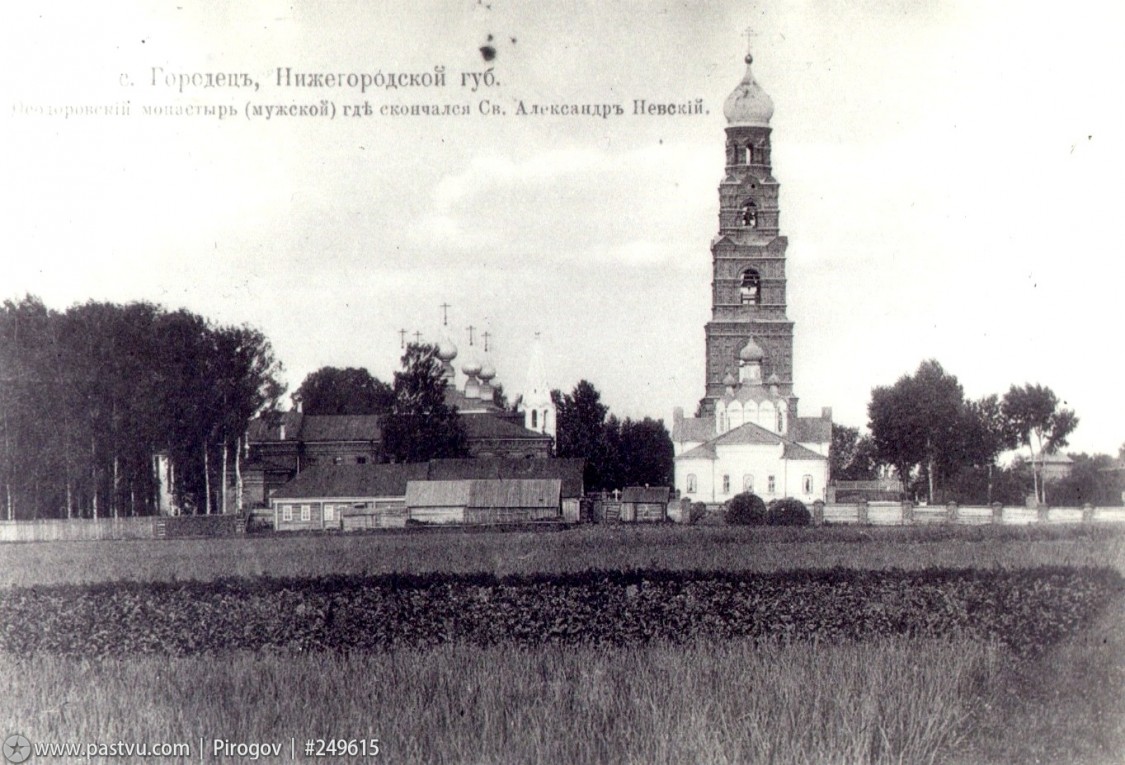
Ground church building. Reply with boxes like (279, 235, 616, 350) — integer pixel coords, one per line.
(673, 40, 831, 505)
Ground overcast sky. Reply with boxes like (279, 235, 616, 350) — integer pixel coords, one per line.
(2, 1, 1122, 455)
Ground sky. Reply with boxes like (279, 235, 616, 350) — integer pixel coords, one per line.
(1, 1, 1123, 455)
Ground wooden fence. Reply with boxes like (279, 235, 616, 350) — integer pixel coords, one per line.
(0, 514, 246, 542)
(813, 501, 1125, 526)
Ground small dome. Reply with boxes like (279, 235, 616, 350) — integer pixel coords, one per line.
(723, 52, 774, 127)
(462, 360, 481, 377)
(739, 338, 765, 362)
(723, 370, 738, 387)
(479, 363, 496, 382)
(766, 372, 781, 384)
(437, 341, 458, 361)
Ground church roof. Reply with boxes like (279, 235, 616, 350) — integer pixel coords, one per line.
(791, 416, 832, 444)
(722, 384, 784, 405)
(672, 416, 715, 443)
(677, 442, 717, 460)
(782, 443, 827, 461)
(713, 421, 786, 446)
(246, 411, 304, 441)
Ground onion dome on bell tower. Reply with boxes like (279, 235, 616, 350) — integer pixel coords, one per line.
(723, 48, 774, 128)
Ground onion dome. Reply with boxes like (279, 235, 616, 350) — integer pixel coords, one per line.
(739, 338, 765, 362)
(723, 370, 738, 389)
(462, 359, 482, 377)
(723, 49, 774, 127)
(478, 363, 496, 382)
(437, 341, 458, 361)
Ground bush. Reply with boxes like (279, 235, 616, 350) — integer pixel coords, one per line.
(725, 492, 766, 525)
(688, 502, 707, 525)
(767, 498, 811, 526)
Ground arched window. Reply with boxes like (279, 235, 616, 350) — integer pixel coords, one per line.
(767, 476, 776, 495)
(740, 199, 758, 228)
(686, 474, 697, 494)
(745, 144, 754, 164)
(722, 475, 731, 494)
(531, 410, 538, 429)
(803, 475, 814, 495)
(740, 269, 761, 305)
(743, 474, 754, 492)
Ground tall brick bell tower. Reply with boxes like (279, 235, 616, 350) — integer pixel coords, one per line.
(700, 40, 797, 420)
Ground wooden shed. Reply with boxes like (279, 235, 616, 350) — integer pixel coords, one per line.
(405, 479, 562, 525)
(620, 487, 671, 522)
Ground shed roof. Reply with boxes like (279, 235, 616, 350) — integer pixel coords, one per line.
(461, 414, 552, 442)
(272, 463, 428, 500)
(406, 479, 561, 509)
(429, 457, 584, 497)
(621, 486, 671, 503)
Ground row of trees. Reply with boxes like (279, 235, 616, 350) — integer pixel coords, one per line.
(0, 296, 284, 519)
(551, 380, 674, 492)
(831, 359, 1104, 506)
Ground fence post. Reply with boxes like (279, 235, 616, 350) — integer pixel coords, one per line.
(857, 500, 869, 525)
(812, 500, 825, 526)
(901, 501, 914, 525)
(991, 502, 1004, 524)
(1082, 503, 1095, 523)
(946, 502, 959, 523)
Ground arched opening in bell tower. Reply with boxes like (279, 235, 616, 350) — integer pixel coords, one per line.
(740, 268, 761, 304)
(740, 199, 758, 228)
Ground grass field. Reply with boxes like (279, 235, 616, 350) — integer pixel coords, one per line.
(1, 524, 1122, 763)
(2, 522, 1124, 587)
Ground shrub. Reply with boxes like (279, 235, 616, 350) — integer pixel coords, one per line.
(725, 492, 766, 525)
(688, 502, 708, 525)
(767, 498, 811, 526)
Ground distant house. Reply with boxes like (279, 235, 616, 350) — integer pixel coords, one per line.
(620, 486, 672, 522)
(406, 479, 561, 525)
(245, 412, 552, 508)
(269, 458, 583, 531)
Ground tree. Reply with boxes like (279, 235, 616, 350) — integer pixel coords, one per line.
(1050, 453, 1118, 507)
(552, 381, 611, 491)
(829, 424, 880, 482)
(868, 360, 966, 503)
(948, 394, 1018, 503)
(1002, 384, 1079, 505)
(381, 343, 468, 463)
(292, 367, 393, 416)
(611, 417, 674, 489)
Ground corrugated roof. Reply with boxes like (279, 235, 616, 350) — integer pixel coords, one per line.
(790, 416, 831, 444)
(672, 416, 715, 443)
(406, 479, 561, 509)
(429, 457, 584, 498)
(300, 415, 381, 442)
(272, 463, 429, 499)
(782, 443, 828, 461)
(621, 486, 671, 503)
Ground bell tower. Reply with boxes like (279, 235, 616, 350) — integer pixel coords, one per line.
(700, 39, 797, 419)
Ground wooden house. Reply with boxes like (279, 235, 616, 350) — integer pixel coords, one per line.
(405, 479, 562, 525)
(620, 486, 672, 522)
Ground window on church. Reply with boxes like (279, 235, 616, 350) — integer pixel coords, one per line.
(803, 475, 814, 495)
(743, 474, 754, 492)
(740, 269, 761, 305)
(777, 410, 784, 432)
(745, 144, 754, 164)
(740, 199, 758, 228)
(767, 476, 776, 495)
(722, 475, 730, 494)
(686, 474, 697, 494)
(531, 410, 538, 429)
